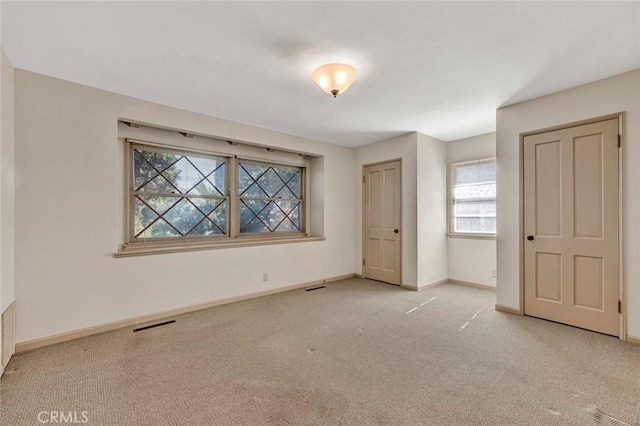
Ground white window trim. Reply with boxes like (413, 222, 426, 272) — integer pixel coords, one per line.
(447, 157, 497, 239)
(115, 122, 318, 257)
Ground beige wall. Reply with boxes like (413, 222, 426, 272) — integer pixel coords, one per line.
(496, 69, 640, 338)
(417, 133, 448, 287)
(447, 132, 496, 287)
(354, 132, 448, 289)
(355, 133, 418, 286)
(0, 47, 16, 369)
(14, 70, 356, 344)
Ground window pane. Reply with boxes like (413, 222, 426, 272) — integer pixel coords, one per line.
(239, 201, 270, 233)
(451, 159, 496, 234)
(163, 198, 225, 235)
(134, 195, 227, 239)
(137, 219, 181, 239)
(454, 161, 496, 185)
(238, 161, 303, 235)
(136, 195, 180, 217)
(132, 146, 229, 240)
(188, 201, 227, 236)
(239, 200, 301, 233)
(238, 163, 301, 198)
(238, 163, 267, 196)
(454, 200, 496, 216)
(275, 202, 301, 232)
(134, 148, 226, 196)
(454, 217, 496, 234)
(453, 182, 496, 200)
(277, 167, 302, 198)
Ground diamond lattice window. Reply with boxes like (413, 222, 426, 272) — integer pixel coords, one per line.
(238, 162, 303, 234)
(132, 146, 228, 240)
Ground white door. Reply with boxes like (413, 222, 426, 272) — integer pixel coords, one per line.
(524, 118, 619, 336)
(363, 161, 401, 285)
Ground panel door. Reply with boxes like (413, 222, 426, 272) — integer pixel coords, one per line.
(524, 118, 619, 336)
(363, 161, 401, 285)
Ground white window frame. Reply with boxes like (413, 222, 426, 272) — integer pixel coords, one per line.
(447, 157, 497, 239)
(116, 122, 320, 257)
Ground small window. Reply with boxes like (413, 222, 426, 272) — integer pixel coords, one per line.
(449, 158, 496, 236)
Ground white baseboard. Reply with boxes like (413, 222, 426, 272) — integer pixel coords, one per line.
(2, 301, 16, 368)
(16, 273, 356, 353)
(0, 363, 4, 378)
(448, 279, 496, 291)
(627, 334, 640, 345)
(402, 278, 496, 292)
(495, 304, 523, 315)
(401, 278, 448, 292)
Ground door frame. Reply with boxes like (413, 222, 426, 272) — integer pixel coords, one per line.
(518, 112, 625, 340)
(361, 158, 403, 285)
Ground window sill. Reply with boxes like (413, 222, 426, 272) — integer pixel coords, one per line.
(448, 233, 496, 240)
(114, 235, 326, 258)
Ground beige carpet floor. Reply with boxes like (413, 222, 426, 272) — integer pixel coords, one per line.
(1, 279, 638, 425)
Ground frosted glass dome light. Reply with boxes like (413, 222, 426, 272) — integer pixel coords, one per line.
(311, 63, 357, 98)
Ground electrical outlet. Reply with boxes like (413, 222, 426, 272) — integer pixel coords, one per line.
(492, 270, 497, 278)
(262, 273, 268, 282)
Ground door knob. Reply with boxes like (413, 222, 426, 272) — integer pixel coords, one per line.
(527, 235, 534, 241)
(394, 229, 399, 234)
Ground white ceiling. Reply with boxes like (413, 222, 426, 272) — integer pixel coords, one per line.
(2, 2, 639, 147)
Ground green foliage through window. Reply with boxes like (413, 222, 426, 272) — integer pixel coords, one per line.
(132, 148, 227, 239)
(129, 145, 305, 242)
(238, 162, 302, 234)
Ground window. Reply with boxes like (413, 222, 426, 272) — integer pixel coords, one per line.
(238, 161, 303, 234)
(132, 146, 229, 240)
(448, 158, 496, 236)
(128, 142, 306, 245)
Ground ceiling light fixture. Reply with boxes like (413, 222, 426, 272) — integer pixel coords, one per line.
(311, 63, 357, 98)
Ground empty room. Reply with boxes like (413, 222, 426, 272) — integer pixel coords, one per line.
(1, 1, 639, 425)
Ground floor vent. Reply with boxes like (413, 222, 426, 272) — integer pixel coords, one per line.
(133, 320, 176, 332)
(305, 286, 326, 292)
